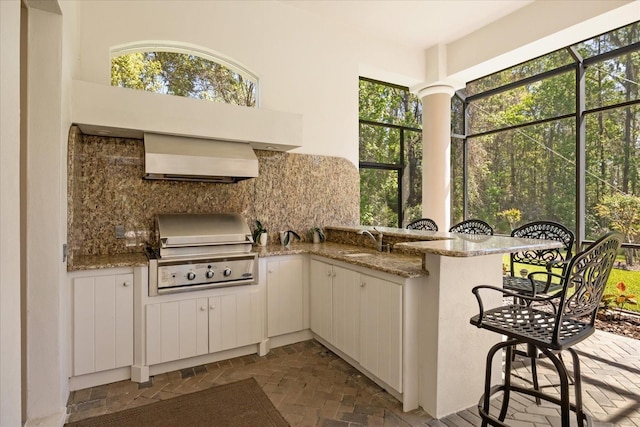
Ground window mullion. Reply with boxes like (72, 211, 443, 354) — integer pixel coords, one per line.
(575, 58, 586, 248)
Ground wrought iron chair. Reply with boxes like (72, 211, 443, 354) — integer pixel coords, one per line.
(449, 219, 494, 235)
(406, 218, 438, 231)
(504, 221, 575, 297)
(470, 231, 621, 427)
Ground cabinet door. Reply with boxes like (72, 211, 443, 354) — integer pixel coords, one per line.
(147, 290, 262, 364)
(310, 259, 333, 343)
(209, 291, 262, 353)
(73, 273, 133, 375)
(332, 265, 361, 361)
(267, 258, 304, 337)
(146, 298, 208, 365)
(359, 275, 403, 391)
(179, 298, 209, 359)
(146, 301, 178, 365)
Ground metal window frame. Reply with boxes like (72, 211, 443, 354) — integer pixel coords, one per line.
(358, 81, 422, 228)
(455, 39, 640, 247)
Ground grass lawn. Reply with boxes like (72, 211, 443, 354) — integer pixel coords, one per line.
(502, 255, 640, 313)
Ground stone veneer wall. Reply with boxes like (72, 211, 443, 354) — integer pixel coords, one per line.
(67, 126, 359, 257)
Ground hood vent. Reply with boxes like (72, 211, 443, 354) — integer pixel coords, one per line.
(143, 133, 259, 183)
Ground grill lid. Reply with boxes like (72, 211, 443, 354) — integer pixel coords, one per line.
(157, 213, 253, 248)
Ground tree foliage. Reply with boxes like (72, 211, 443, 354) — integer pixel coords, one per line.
(595, 193, 640, 265)
(110, 51, 256, 107)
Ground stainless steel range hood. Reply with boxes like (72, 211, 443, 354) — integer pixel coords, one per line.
(143, 133, 259, 183)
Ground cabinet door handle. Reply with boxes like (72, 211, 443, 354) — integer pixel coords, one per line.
(332, 272, 337, 278)
(210, 304, 216, 310)
(200, 306, 207, 311)
(361, 282, 366, 288)
(123, 281, 131, 287)
(327, 270, 332, 277)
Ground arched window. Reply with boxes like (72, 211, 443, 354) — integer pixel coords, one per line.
(110, 42, 258, 107)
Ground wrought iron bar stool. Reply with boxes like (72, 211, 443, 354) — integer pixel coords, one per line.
(406, 218, 438, 231)
(470, 231, 621, 427)
(449, 219, 494, 235)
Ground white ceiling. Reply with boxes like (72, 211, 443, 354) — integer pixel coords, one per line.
(283, 0, 534, 50)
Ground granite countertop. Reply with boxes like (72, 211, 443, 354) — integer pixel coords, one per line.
(254, 242, 426, 278)
(394, 233, 563, 257)
(69, 252, 149, 271)
(67, 226, 562, 275)
(67, 242, 427, 278)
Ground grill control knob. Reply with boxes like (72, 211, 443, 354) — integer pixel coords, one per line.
(206, 270, 214, 279)
(223, 268, 232, 277)
(187, 272, 196, 281)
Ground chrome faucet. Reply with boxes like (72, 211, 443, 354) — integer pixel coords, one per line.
(359, 228, 384, 252)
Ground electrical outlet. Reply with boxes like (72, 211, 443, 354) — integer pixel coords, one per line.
(115, 225, 125, 239)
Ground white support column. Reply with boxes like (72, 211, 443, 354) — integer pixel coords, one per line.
(419, 85, 455, 231)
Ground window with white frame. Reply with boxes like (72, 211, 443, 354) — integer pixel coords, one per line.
(110, 43, 258, 107)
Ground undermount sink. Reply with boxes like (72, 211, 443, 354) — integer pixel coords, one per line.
(340, 250, 374, 258)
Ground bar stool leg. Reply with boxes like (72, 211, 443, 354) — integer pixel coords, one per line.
(569, 348, 586, 427)
(481, 342, 500, 427)
(497, 344, 514, 421)
(479, 339, 518, 427)
(528, 343, 542, 405)
(540, 347, 571, 426)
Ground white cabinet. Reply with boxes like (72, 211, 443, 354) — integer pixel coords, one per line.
(330, 264, 360, 361)
(73, 272, 133, 376)
(146, 290, 262, 365)
(310, 259, 333, 343)
(208, 293, 262, 353)
(311, 258, 361, 357)
(310, 258, 403, 392)
(359, 274, 403, 391)
(267, 257, 304, 337)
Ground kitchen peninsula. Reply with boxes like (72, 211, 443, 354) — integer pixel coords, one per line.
(392, 231, 563, 418)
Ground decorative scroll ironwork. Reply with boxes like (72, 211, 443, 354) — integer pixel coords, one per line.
(406, 218, 439, 231)
(509, 221, 575, 270)
(562, 235, 620, 319)
(449, 219, 494, 235)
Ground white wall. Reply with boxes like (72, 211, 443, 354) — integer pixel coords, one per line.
(1, 1, 23, 425)
(24, 5, 67, 425)
(59, 0, 77, 417)
(445, 0, 638, 85)
(72, 0, 426, 167)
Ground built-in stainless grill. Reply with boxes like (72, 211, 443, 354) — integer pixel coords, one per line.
(147, 213, 258, 296)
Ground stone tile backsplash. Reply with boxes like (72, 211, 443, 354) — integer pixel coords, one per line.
(67, 126, 359, 258)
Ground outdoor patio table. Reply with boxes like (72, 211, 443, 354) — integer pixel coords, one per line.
(395, 233, 563, 418)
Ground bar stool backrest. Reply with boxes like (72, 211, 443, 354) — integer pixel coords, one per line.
(510, 221, 575, 276)
(553, 231, 621, 340)
(406, 218, 438, 231)
(449, 219, 494, 235)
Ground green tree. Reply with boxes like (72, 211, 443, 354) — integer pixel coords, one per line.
(595, 193, 640, 265)
(111, 53, 163, 92)
(110, 51, 256, 107)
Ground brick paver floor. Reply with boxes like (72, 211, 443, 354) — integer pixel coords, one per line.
(66, 330, 639, 426)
